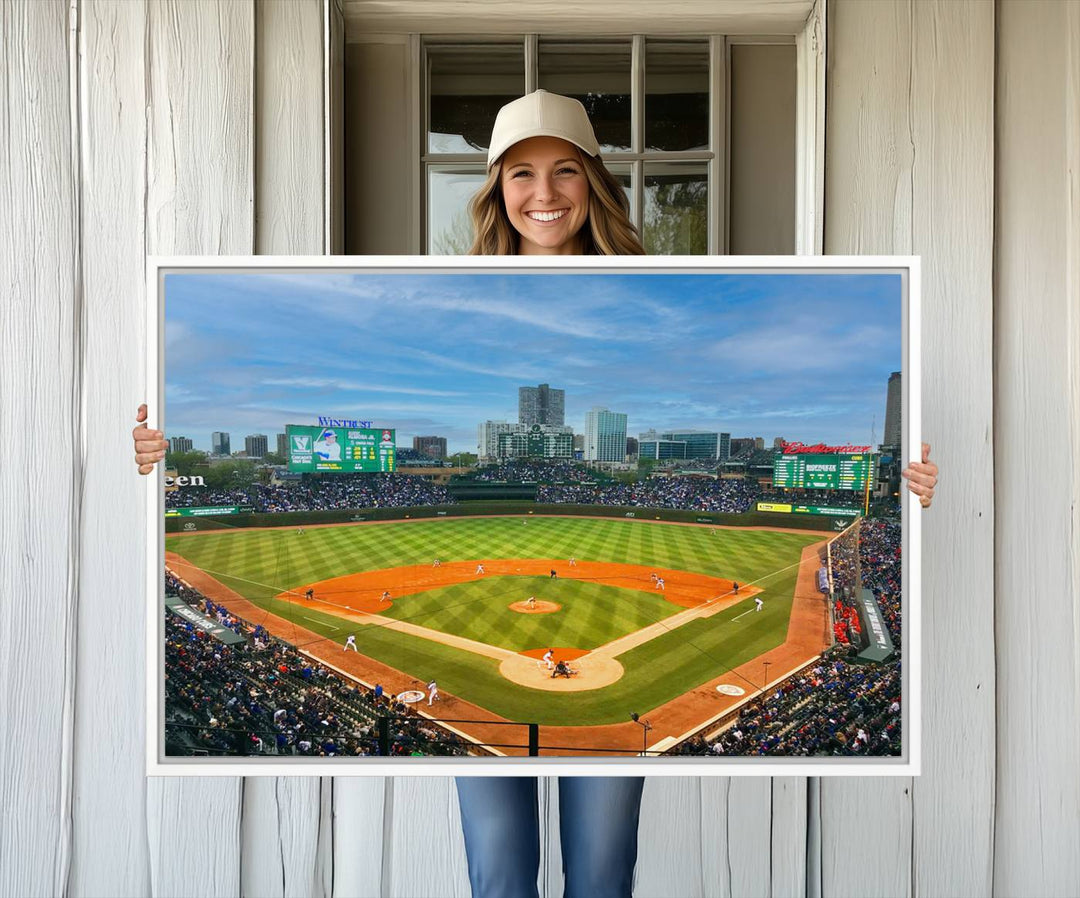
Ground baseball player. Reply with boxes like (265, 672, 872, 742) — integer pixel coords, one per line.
(475, 563, 485, 575)
(542, 648, 554, 669)
(427, 680, 439, 705)
(528, 596, 537, 609)
(433, 558, 441, 567)
(343, 634, 358, 652)
(655, 577, 665, 591)
(313, 428, 342, 461)
(732, 581, 740, 594)
(296, 527, 305, 535)
(304, 588, 314, 601)
(568, 557, 577, 567)
(381, 590, 391, 603)
(755, 597, 764, 612)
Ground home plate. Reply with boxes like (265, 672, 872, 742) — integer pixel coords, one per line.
(716, 684, 745, 696)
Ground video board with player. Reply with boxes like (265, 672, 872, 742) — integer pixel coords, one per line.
(286, 425, 396, 473)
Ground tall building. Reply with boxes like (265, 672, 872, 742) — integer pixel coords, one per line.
(626, 437, 639, 457)
(413, 435, 448, 460)
(276, 433, 288, 457)
(169, 436, 193, 454)
(884, 371, 902, 447)
(585, 407, 627, 462)
(245, 434, 268, 458)
(212, 431, 231, 456)
(518, 383, 565, 426)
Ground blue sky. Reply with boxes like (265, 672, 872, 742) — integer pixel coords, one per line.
(163, 270, 903, 454)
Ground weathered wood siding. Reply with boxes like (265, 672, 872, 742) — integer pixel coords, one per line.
(824, 2, 997, 897)
(994, 1, 1080, 894)
(1, 2, 1077, 897)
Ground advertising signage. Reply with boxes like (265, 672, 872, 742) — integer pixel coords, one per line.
(164, 506, 252, 517)
(756, 502, 860, 517)
(772, 453, 874, 491)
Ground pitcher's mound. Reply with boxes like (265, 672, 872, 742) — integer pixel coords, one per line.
(509, 600, 561, 614)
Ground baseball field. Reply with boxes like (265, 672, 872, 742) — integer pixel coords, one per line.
(166, 515, 831, 749)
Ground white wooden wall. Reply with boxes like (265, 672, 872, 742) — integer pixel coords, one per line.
(1, 1, 1077, 896)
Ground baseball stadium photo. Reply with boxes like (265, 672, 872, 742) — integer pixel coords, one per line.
(158, 266, 908, 764)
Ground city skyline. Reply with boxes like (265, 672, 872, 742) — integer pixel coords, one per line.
(163, 270, 903, 455)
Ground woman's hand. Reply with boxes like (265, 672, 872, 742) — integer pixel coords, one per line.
(133, 403, 168, 474)
(901, 442, 938, 508)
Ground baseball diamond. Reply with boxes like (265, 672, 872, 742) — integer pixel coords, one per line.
(166, 515, 832, 752)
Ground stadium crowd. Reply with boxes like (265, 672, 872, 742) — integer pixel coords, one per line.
(536, 477, 762, 513)
(858, 519, 902, 645)
(165, 461, 866, 519)
(669, 648, 901, 757)
(164, 579, 468, 758)
(165, 472, 454, 513)
(461, 460, 608, 484)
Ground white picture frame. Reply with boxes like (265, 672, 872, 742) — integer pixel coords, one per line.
(146, 254, 921, 777)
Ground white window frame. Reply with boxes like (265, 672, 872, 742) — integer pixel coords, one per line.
(390, 1, 825, 255)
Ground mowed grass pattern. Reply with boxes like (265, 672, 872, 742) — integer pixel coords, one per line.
(379, 576, 683, 651)
(166, 517, 822, 725)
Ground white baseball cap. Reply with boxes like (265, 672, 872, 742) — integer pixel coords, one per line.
(486, 90, 601, 168)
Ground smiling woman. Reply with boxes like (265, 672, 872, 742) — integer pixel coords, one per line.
(467, 90, 645, 256)
(500, 137, 591, 254)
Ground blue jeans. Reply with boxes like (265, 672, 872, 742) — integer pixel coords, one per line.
(455, 776, 645, 898)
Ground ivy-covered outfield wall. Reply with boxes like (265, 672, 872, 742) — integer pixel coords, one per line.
(163, 502, 842, 533)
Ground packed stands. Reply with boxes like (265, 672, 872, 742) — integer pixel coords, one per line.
(164, 579, 470, 758)
(165, 472, 453, 513)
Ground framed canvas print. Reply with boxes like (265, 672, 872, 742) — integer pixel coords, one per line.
(146, 256, 921, 776)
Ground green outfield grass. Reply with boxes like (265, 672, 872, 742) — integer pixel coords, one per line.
(377, 576, 684, 651)
(166, 516, 824, 725)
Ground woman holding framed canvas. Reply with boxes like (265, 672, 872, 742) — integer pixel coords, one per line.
(133, 91, 938, 898)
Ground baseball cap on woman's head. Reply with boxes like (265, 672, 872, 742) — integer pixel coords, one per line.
(486, 90, 601, 168)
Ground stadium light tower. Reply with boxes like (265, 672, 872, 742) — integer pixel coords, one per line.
(630, 712, 652, 757)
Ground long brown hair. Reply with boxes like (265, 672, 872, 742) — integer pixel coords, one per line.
(468, 151, 645, 255)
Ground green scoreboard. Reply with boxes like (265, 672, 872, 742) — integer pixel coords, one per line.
(286, 425, 396, 473)
(772, 453, 874, 491)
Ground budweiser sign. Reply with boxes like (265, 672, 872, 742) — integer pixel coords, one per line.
(780, 441, 872, 454)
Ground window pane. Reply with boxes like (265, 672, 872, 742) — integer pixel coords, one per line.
(538, 41, 631, 153)
(645, 40, 709, 152)
(428, 167, 487, 254)
(428, 44, 524, 154)
(643, 163, 708, 254)
(604, 163, 634, 221)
